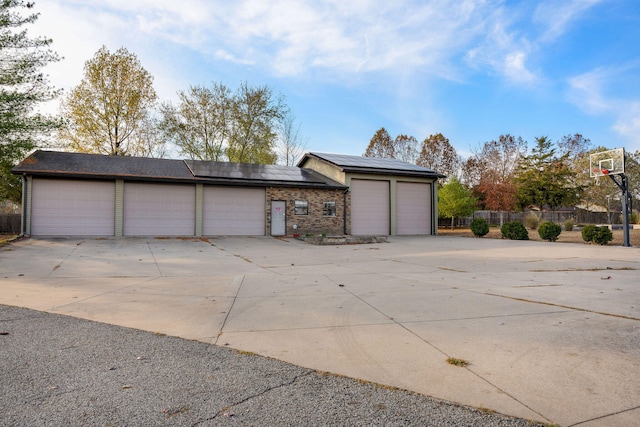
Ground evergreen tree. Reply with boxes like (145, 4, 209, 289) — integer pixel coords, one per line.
(515, 136, 583, 210)
(0, 0, 61, 202)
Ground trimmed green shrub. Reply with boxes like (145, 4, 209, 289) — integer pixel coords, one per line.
(581, 225, 613, 245)
(592, 226, 613, 245)
(470, 217, 489, 237)
(630, 212, 639, 224)
(563, 218, 575, 231)
(501, 221, 529, 240)
(538, 221, 562, 242)
(524, 213, 540, 230)
(581, 225, 597, 243)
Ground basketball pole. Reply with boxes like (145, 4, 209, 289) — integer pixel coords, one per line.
(607, 173, 631, 247)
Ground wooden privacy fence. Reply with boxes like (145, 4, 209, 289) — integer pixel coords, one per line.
(0, 214, 21, 234)
(439, 208, 615, 228)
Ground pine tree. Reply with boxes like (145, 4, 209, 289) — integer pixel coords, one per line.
(0, 0, 61, 202)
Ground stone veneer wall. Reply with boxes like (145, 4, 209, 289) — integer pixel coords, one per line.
(266, 187, 349, 236)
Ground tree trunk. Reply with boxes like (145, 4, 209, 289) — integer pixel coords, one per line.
(450, 216, 455, 230)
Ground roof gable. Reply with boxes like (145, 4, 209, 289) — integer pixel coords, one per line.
(299, 152, 445, 178)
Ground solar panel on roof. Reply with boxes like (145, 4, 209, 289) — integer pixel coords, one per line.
(309, 152, 436, 173)
(185, 160, 328, 183)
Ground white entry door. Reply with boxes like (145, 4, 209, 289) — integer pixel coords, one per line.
(271, 201, 286, 236)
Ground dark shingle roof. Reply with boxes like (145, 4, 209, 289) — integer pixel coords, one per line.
(12, 150, 193, 181)
(299, 152, 445, 178)
(12, 151, 347, 189)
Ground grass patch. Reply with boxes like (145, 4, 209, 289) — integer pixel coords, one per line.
(446, 357, 470, 367)
(236, 349, 257, 356)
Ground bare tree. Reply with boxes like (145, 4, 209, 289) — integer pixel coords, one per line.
(394, 134, 420, 163)
(276, 111, 308, 166)
(464, 134, 527, 223)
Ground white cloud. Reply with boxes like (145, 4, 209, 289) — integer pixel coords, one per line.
(464, 5, 539, 86)
(533, 0, 602, 42)
(567, 68, 612, 114)
(612, 102, 640, 150)
(568, 67, 640, 152)
(40, 0, 501, 80)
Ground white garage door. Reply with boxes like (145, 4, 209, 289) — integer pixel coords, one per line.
(31, 179, 115, 236)
(124, 183, 195, 236)
(397, 182, 432, 235)
(203, 187, 265, 235)
(350, 179, 389, 235)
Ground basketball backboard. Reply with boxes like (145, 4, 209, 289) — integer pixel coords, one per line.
(589, 148, 625, 177)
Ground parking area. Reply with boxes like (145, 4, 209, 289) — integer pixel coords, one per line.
(1, 236, 639, 426)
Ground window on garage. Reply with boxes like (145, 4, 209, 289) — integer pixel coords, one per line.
(295, 200, 308, 215)
(323, 201, 336, 216)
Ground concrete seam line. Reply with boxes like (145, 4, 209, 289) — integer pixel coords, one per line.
(46, 240, 81, 278)
(146, 241, 163, 276)
(566, 404, 640, 427)
(483, 292, 640, 321)
(214, 274, 245, 345)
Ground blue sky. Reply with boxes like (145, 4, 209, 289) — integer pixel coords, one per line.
(33, 0, 640, 159)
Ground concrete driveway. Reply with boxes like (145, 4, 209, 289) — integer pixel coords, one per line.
(1, 236, 638, 426)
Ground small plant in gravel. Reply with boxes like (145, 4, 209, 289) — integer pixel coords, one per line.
(501, 221, 529, 240)
(563, 218, 575, 231)
(470, 217, 489, 237)
(538, 221, 562, 242)
(524, 212, 540, 230)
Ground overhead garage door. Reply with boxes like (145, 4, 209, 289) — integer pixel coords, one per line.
(31, 179, 115, 236)
(350, 179, 389, 235)
(124, 183, 195, 236)
(203, 187, 265, 235)
(397, 182, 431, 235)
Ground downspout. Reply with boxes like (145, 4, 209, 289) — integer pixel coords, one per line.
(343, 188, 349, 235)
(20, 174, 27, 237)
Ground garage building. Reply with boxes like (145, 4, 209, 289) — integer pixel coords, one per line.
(298, 153, 444, 236)
(13, 150, 443, 237)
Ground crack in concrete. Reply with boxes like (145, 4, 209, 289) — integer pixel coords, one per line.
(191, 370, 313, 426)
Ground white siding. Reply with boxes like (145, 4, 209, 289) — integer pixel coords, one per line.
(124, 183, 195, 236)
(203, 187, 265, 236)
(31, 179, 115, 236)
(396, 182, 431, 235)
(350, 179, 389, 235)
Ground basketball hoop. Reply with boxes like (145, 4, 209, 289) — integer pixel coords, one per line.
(601, 169, 610, 175)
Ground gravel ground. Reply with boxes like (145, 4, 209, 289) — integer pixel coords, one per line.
(0, 305, 544, 426)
